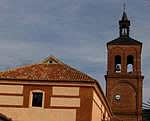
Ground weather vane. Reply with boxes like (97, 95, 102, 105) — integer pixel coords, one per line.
(123, 2, 126, 12)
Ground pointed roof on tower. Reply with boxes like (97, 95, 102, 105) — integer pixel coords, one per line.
(122, 3, 128, 21)
(107, 5, 142, 46)
(122, 11, 128, 21)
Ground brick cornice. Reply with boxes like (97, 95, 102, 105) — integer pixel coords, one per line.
(105, 74, 144, 80)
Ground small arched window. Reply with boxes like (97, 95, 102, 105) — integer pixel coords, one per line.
(127, 55, 134, 73)
(115, 55, 121, 73)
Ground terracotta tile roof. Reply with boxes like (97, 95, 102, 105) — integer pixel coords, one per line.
(107, 36, 142, 45)
(0, 56, 96, 82)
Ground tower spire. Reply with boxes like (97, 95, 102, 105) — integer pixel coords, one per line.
(122, 2, 128, 21)
(119, 3, 130, 37)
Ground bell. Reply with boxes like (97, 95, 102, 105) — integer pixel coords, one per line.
(115, 65, 121, 72)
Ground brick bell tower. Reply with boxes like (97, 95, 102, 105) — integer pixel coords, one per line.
(105, 9, 144, 121)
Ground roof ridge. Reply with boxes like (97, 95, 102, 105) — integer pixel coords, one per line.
(0, 56, 64, 73)
(0, 63, 37, 73)
(0, 57, 97, 82)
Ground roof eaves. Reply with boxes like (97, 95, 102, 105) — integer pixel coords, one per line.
(107, 37, 142, 46)
(0, 77, 96, 83)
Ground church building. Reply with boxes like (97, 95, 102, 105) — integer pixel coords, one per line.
(0, 10, 143, 121)
(105, 11, 144, 121)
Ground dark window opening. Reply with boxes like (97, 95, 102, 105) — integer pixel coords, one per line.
(48, 60, 53, 64)
(127, 55, 134, 73)
(115, 55, 121, 73)
(32, 92, 43, 107)
(123, 28, 127, 35)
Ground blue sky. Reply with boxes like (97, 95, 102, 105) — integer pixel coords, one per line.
(0, 0, 149, 102)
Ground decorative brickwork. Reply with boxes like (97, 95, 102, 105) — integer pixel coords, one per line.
(105, 11, 144, 121)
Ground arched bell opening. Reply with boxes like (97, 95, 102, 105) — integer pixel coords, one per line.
(115, 55, 121, 73)
(127, 55, 134, 73)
